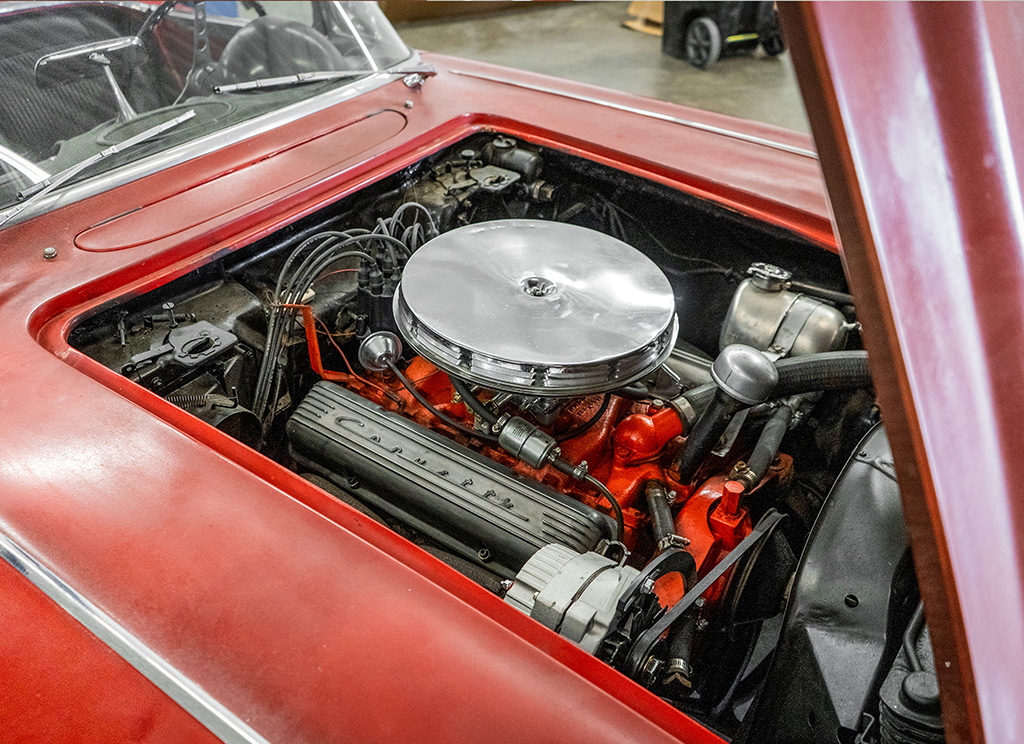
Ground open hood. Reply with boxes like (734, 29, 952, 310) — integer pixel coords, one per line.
(782, 4, 1024, 742)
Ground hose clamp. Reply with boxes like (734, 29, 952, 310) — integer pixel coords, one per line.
(669, 395, 698, 432)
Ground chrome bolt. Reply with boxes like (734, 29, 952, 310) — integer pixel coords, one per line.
(162, 302, 179, 328)
(640, 656, 663, 686)
(43, 247, 57, 260)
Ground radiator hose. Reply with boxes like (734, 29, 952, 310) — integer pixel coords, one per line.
(734, 403, 793, 492)
(673, 344, 778, 485)
(672, 350, 872, 430)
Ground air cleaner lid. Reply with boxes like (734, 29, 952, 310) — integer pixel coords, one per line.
(394, 220, 678, 396)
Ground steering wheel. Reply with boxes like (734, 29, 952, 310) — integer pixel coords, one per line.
(212, 15, 348, 86)
(138, 1, 216, 101)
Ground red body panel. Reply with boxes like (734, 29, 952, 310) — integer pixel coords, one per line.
(0, 561, 219, 744)
(0, 53, 832, 742)
(782, 4, 1024, 742)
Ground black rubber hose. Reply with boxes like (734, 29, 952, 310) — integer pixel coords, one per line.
(386, 361, 499, 443)
(773, 350, 873, 396)
(903, 601, 926, 673)
(677, 382, 722, 418)
(615, 382, 651, 400)
(674, 391, 745, 485)
(646, 480, 677, 547)
(788, 279, 855, 307)
(678, 350, 871, 423)
(449, 375, 499, 426)
(741, 404, 792, 491)
(665, 609, 697, 680)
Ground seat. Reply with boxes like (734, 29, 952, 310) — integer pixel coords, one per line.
(0, 10, 126, 161)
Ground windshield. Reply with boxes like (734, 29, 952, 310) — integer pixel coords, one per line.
(0, 1, 412, 214)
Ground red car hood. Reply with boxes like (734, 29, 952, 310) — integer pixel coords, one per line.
(783, 3, 1024, 742)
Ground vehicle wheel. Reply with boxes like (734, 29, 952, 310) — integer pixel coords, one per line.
(684, 17, 722, 70)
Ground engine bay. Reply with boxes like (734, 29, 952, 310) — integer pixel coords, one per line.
(71, 133, 944, 743)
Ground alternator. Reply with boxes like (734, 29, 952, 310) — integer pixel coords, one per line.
(504, 544, 639, 653)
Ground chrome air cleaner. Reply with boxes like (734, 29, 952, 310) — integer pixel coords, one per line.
(394, 220, 678, 396)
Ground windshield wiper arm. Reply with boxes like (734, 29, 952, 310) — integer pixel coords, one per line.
(0, 109, 196, 229)
(213, 65, 436, 94)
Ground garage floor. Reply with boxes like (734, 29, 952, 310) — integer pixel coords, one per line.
(396, 2, 810, 134)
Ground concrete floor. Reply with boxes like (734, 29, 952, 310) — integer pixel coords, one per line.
(396, 2, 810, 134)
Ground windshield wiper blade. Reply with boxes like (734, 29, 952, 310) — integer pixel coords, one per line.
(213, 65, 436, 94)
(0, 109, 197, 229)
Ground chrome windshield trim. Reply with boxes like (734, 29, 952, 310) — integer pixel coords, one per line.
(0, 58, 417, 229)
(449, 68, 818, 160)
(0, 529, 272, 744)
(333, 1, 379, 71)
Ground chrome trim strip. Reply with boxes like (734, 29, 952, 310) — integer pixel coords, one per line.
(0, 530, 272, 744)
(449, 68, 818, 160)
(334, 1, 379, 71)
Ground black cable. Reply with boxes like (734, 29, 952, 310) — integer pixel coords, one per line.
(445, 378, 621, 538)
(445, 378, 622, 540)
(255, 246, 376, 416)
(254, 201, 435, 423)
(556, 394, 611, 441)
(284, 238, 391, 303)
(274, 234, 371, 300)
(448, 376, 498, 426)
(388, 201, 438, 237)
(598, 193, 731, 273)
(583, 473, 625, 543)
(675, 266, 736, 278)
(375, 218, 411, 258)
(386, 360, 499, 443)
